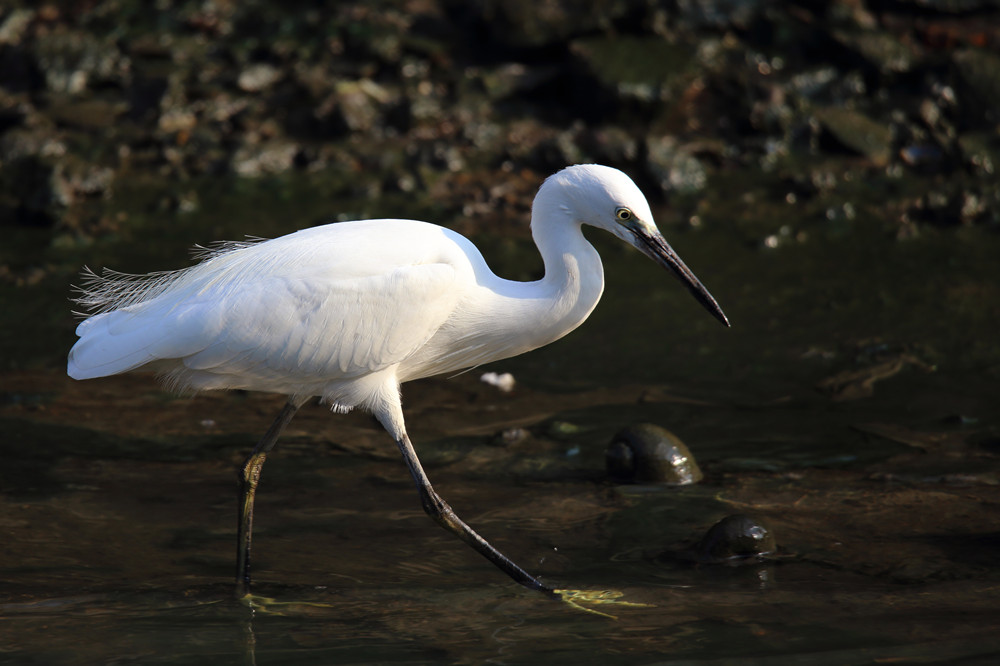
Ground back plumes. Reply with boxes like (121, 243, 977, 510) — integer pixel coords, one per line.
(67, 240, 265, 381)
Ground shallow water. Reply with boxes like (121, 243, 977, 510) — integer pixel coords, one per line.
(2, 173, 1000, 663)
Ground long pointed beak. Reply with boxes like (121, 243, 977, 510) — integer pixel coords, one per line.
(632, 226, 730, 327)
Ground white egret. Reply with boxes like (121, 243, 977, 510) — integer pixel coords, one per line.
(67, 164, 729, 598)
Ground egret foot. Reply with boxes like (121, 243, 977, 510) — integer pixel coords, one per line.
(238, 593, 344, 616)
(553, 589, 654, 620)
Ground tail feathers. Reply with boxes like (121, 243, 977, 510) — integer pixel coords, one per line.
(68, 337, 156, 379)
(67, 308, 210, 380)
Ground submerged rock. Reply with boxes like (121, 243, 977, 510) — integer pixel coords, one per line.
(606, 423, 703, 484)
(697, 514, 776, 563)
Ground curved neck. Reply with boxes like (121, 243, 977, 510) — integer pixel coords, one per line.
(523, 198, 605, 342)
(532, 197, 594, 279)
(401, 202, 608, 378)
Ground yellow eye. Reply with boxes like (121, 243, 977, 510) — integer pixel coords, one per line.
(616, 207, 633, 222)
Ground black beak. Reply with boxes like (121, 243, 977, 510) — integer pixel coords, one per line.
(632, 227, 730, 327)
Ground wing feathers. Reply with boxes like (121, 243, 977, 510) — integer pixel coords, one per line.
(68, 221, 471, 393)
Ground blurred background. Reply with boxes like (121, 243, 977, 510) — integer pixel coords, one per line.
(1, 1, 999, 664)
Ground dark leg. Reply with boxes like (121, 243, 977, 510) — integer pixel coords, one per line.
(395, 433, 557, 597)
(236, 398, 305, 598)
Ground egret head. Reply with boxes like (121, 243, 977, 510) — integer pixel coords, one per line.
(544, 164, 730, 327)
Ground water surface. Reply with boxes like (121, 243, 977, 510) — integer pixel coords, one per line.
(2, 185, 999, 662)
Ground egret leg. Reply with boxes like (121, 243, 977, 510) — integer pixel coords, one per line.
(236, 398, 306, 598)
(395, 433, 557, 597)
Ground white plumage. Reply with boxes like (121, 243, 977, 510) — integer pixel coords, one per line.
(67, 164, 728, 596)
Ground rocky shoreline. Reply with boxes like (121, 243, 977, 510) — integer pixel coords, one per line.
(1, 0, 999, 270)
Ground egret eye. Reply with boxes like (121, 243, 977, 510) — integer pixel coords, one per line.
(615, 207, 633, 222)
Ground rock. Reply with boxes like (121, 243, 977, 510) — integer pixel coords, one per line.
(237, 63, 283, 93)
(834, 29, 919, 74)
(646, 136, 708, 194)
(0, 153, 113, 226)
(696, 514, 776, 562)
(0, 8, 34, 46)
(953, 48, 1000, 123)
(232, 141, 299, 178)
(466, 0, 635, 50)
(606, 423, 704, 485)
(34, 29, 130, 95)
(814, 106, 892, 165)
